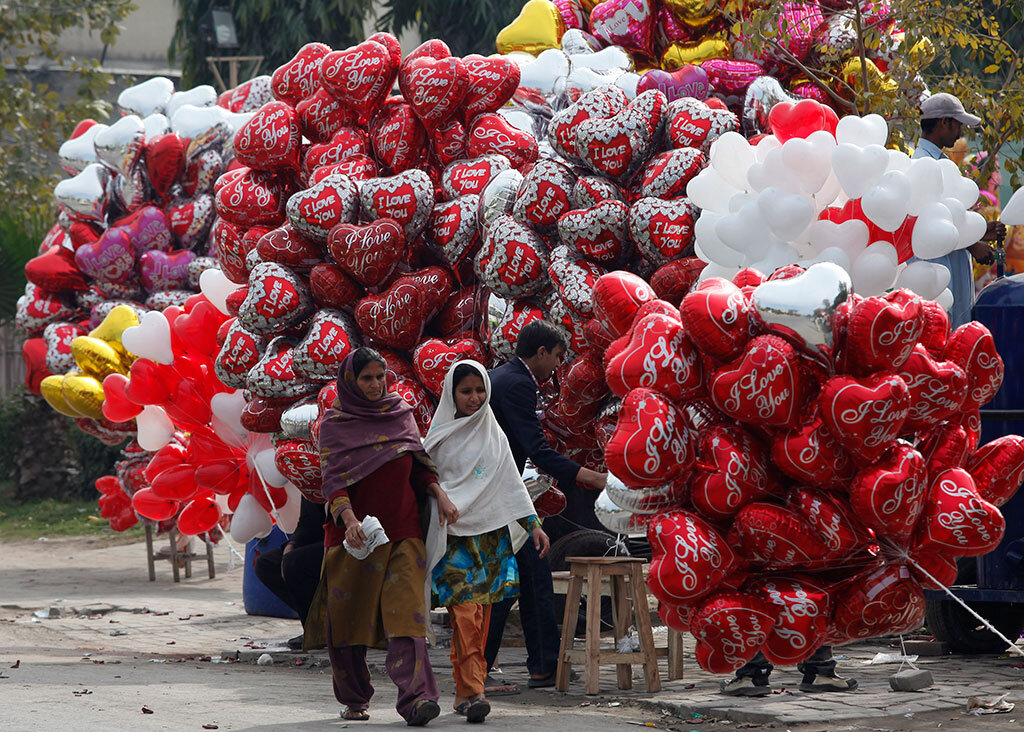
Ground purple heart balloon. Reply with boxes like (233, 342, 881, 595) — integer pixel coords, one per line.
(115, 204, 172, 253)
(139, 249, 197, 291)
(75, 228, 136, 283)
(637, 65, 710, 102)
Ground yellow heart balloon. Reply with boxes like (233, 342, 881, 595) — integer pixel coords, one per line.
(41, 374, 84, 417)
(62, 373, 106, 420)
(664, 0, 719, 28)
(662, 38, 730, 69)
(72, 335, 132, 379)
(908, 37, 935, 69)
(88, 304, 140, 356)
(496, 0, 566, 55)
(841, 57, 898, 95)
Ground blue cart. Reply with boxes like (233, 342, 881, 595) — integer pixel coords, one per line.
(923, 273, 1024, 653)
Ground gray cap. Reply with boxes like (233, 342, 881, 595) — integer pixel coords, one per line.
(920, 93, 981, 126)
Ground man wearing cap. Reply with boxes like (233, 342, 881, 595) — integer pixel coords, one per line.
(914, 92, 1006, 328)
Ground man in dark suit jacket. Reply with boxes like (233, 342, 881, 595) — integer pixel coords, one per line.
(484, 320, 607, 691)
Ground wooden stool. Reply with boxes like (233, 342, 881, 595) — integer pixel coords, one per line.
(556, 557, 661, 695)
(144, 523, 216, 582)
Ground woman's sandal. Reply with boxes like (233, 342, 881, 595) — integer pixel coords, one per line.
(342, 707, 370, 721)
(483, 674, 519, 696)
(454, 701, 470, 716)
(465, 698, 491, 724)
(407, 699, 441, 727)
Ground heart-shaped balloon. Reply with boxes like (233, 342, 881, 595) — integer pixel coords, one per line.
(476, 215, 551, 300)
(214, 319, 267, 389)
(628, 196, 699, 266)
(558, 200, 629, 265)
(292, 309, 361, 382)
(916, 468, 1006, 557)
(849, 442, 927, 545)
(468, 113, 539, 169)
(392, 375, 436, 436)
(592, 270, 657, 339)
(371, 102, 428, 174)
(354, 280, 428, 351)
(844, 290, 924, 375)
(295, 87, 359, 143)
(819, 373, 910, 463)
(327, 217, 404, 287)
(275, 439, 324, 501)
(286, 171, 359, 243)
(605, 312, 701, 401)
(646, 510, 737, 605)
(772, 415, 856, 488)
(711, 335, 807, 429)
(635, 149, 705, 201)
(680, 277, 752, 362)
(691, 424, 776, 521)
(360, 168, 435, 238)
(605, 387, 694, 487)
(691, 591, 775, 674)
(755, 577, 829, 665)
(666, 96, 739, 150)
(462, 55, 521, 116)
(897, 344, 968, 431)
(399, 55, 469, 129)
(247, 336, 318, 399)
(320, 40, 397, 119)
(512, 159, 577, 230)
(430, 195, 481, 271)
(233, 101, 301, 171)
(791, 488, 866, 559)
(237, 262, 315, 336)
(830, 564, 925, 643)
(751, 262, 852, 353)
(966, 435, 1024, 507)
(944, 321, 1004, 412)
(442, 155, 511, 200)
(271, 42, 331, 106)
(412, 337, 487, 397)
(733, 502, 830, 569)
(214, 168, 286, 227)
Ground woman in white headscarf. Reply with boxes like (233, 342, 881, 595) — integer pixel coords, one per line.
(424, 360, 549, 724)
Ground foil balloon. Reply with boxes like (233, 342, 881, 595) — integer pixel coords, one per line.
(743, 75, 799, 135)
(496, 0, 567, 55)
(751, 263, 852, 351)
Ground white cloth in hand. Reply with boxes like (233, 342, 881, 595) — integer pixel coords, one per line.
(343, 515, 389, 560)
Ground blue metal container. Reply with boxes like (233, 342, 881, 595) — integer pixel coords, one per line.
(243, 526, 300, 619)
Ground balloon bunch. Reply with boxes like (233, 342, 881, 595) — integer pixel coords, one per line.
(495, 0, 931, 121)
(207, 35, 525, 500)
(18, 74, 271, 426)
(95, 294, 304, 541)
(579, 262, 1024, 674)
(691, 105, 986, 303)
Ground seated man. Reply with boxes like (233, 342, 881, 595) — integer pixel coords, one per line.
(721, 647, 857, 697)
(254, 497, 325, 649)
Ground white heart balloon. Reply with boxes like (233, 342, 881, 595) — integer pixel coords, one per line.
(911, 202, 960, 259)
(137, 405, 175, 452)
(211, 390, 248, 446)
(905, 157, 944, 216)
(253, 448, 289, 489)
(230, 493, 274, 543)
(122, 311, 173, 365)
(570, 46, 633, 73)
(851, 242, 898, 296)
(757, 186, 815, 242)
(58, 123, 108, 174)
(695, 211, 745, 267)
(807, 218, 869, 258)
(835, 113, 888, 147)
(936, 288, 954, 312)
(710, 131, 755, 190)
(687, 168, 742, 213)
(957, 210, 988, 248)
(1001, 186, 1024, 225)
(165, 85, 217, 120)
(118, 76, 175, 116)
(275, 484, 303, 534)
(861, 170, 911, 232)
(200, 268, 241, 316)
(781, 131, 835, 194)
(751, 262, 852, 348)
(896, 260, 950, 299)
(515, 49, 571, 94)
(716, 200, 770, 254)
(832, 143, 889, 199)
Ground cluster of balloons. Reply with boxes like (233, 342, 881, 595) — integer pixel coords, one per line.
(578, 262, 1023, 673)
(496, 0, 931, 127)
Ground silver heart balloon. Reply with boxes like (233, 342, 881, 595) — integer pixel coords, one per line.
(560, 28, 604, 55)
(743, 75, 799, 135)
(477, 168, 524, 234)
(594, 489, 649, 536)
(751, 261, 852, 349)
(614, 71, 641, 99)
(58, 123, 108, 175)
(54, 163, 110, 221)
(142, 112, 171, 140)
(280, 399, 320, 440)
(559, 66, 626, 97)
(116, 164, 149, 210)
(171, 104, 232, 161)
(516, 49, 571, 94)
(605, 473, 684, 514)
(165, 84, 218, 120)
(118, 76, 175, 116)
(94, 114, 146, 175)
(523, 464, 555, 501)
(569, 46, 633, 74)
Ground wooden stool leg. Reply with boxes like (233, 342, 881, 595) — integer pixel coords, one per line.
(667, 628, 685, 681)
(169, 530, 180, 583)
(611, 574, 633, 691)
(584, 564, 602, 695)
(629, 567, 661, 692)
(184, 538, 193, 579)
(556, 571, 584, 692)
(206, 535, 216, 579)
(145, 522, 156, 581)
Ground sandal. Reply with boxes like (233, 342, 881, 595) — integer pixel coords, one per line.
(466, 698, 490, 724)
(407, 699, 440, 727)
(454, 701, 470, 716)
(341, 708, 370, 721)
(483, 675, 519, 696)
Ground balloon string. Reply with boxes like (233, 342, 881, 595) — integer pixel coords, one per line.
(214, 524, 246, 570)
(901, 552, 1024, 658)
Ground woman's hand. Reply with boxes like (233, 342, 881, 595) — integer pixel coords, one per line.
(533, 527, 550, 558)
(437, 493, 460, 526)
(344, 519, 367, 550)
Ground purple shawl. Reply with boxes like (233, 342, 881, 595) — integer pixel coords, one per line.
(319, 351, 426, 500)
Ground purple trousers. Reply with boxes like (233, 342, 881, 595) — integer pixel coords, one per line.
(329, 636, 439, 721)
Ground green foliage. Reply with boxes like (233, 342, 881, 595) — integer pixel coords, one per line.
(0, 494, 143, 540)
(170, 0, 376, 88)
(729, 0, 1024, 187)
(376, 0, 528, 57)
(0, 0, 135, 219)
(0, 212, 49, 322)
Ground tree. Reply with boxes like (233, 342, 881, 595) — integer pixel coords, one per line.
(169, 0, 375, 88)
(376, 0, 528, 57)
(0, 0, 135, 220)
(728, 0, 1024, 187)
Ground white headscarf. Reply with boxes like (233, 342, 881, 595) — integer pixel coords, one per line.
(424, 360, 537, 538)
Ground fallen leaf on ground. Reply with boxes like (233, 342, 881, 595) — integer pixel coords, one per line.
(9, 660, 19, 669)
(141, 706, 154, 714)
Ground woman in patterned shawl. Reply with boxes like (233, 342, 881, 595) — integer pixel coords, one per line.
(424, 360, 550, 723)
(319, 347, 458, 726)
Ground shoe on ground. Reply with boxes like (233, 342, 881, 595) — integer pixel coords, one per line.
(799, 674, 859, 693)
(286, 634, 303, 651)
(407, 699, 441, 726)
(466, 698, 490, 724)
(720, 676, 772, 697)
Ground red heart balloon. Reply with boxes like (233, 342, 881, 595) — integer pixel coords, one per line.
(145, 133, 185, 200)
(101, 373, 143, 422)
(918, 299, 951, 356)
(233, 101, 302, 171)
(772, 416, 856, 488)
(271, 42, 331, 106)
(790, 488, 867, 559)
(320, 40, 397, 118)
(462, 55, 521, 117)
(309, 262, 363, 310)
(210, 218, 249, 284)
(767, 99, 828, 142)
(592, 270, 657, 339)
(916, 468, 1006, 557)
(843, 290, 924, 375)
(711, 335, 807, 429)
(691, 591, 775, 674)
(919, 421, 972, 475)
(897, 344, 968, 431)
(849, 442, 927, 545)
(755, 576, 829, 665)
(557, 200, 629, 266)
(359, 168, 436, 238)
(237, 262, 315, 336)
(733, 502, 830, 569)
(275, 438, 324, 501)
(214, 168, 286, 227)
(21, 338, 50, 394)
(966, 435, 1024, 507)
(286, 171, 360, 243)
(680, 277, 752, 362)
(303, 127, 370, 174)
(132, 487, 179, 521)
(256, 224, 323, 272)
(513, 159, 576, 229)
(399, 55, 470, 129)
(390, 266, 453, 321)
(467, 113, 538, 169)
(605, 312, 702, 402)
(327, 218, 405, 287)
(247, 337, 317, 399)
(296, 87, 359, 143)
(177, 495, 221, 536)
(412, 336, 486, 397)
(371, 102, 428, 174)
(392, 376, 435, 436)
(691, 425, 776, 521)
(909, 550, 960, 590)
(548, 86, 626, 163)
(944, 321, 1004, 412)
(354, 280, 428, 350)
(628, 196, 699, 266)
(818, 373, 910, 463)
(830, 564, 925, 643)
(605, 387, 694, 487)
(646, 510, 737, 605)
(25, 245, 88, 293)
